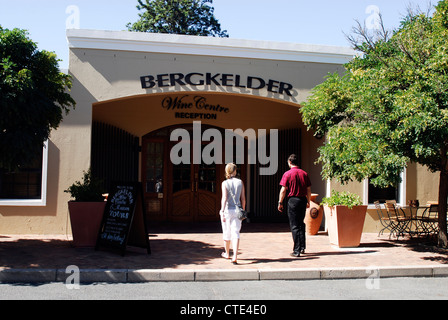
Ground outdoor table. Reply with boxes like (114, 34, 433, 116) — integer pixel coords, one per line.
(397, 204, 430, 236)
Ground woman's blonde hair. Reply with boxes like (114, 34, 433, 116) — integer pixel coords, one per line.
(225, 163, 237, 179)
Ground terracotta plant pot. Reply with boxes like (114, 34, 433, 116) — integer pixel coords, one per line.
(68, 201, 106, 247)
(323, 205, 368, 248)
(304, 194, 323, 235)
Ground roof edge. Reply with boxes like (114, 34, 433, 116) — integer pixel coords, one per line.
(67, 29, 355, 65)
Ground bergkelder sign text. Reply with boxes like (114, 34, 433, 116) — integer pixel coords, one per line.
(141, 72, 294, 97)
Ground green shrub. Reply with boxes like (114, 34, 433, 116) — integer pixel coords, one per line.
(64, 169, 105, 202)
(321, 191, 363, 209)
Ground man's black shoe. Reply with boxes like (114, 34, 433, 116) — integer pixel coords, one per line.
(290, 252, 300, 258)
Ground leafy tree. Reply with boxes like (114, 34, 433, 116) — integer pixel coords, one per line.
(127, 0, 228, 37)
(0, 27, 75, 171)
(300, 1, 448, 247)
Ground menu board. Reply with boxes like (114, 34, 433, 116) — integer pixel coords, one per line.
(96, 182, 150, 256)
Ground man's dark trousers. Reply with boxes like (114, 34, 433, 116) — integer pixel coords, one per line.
(287, 196, 307, 254)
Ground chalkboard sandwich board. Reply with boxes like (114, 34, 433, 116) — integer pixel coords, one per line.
(96, 182, 151, 256)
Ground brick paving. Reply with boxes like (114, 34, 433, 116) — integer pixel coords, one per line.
(1, 222, 447, 271)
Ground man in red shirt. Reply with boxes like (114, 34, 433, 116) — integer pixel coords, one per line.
(278, 154, 312, 257)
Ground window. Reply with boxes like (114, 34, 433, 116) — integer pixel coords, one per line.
(0, 141, 48, 206)
(368, 183, 398, 203)
(144, 141, 164, 194)
(363, 170, 406, 208)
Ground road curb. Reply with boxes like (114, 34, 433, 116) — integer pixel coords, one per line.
(1, 265, 448, 283)
(0, 269, 57, 283)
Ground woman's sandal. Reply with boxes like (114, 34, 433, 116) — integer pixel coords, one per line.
(221, 252, 230, 259)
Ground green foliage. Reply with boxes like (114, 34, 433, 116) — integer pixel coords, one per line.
(127, 0, 228, 37)
(301, 1, 448, 245)
(64, 169, 105, 202)
(300, 2, 448, 186)
(321, 191, 363, 209)
(0, 27, 75, 171)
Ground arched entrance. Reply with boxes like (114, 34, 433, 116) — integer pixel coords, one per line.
(91, 92, 312, 222)
(141, 124, 247, 222)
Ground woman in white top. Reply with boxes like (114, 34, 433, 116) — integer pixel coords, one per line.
(220, 163, 246, 264)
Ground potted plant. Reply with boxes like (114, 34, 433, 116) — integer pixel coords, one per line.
(322, 191, 367, 248)
(64, 169, 106, 247)
(304, 193, 324, 235)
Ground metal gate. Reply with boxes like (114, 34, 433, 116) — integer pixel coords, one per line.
(250, 128, 301, 222)
(91, 122, 139, 190)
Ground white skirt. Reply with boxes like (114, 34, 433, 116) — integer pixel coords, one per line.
(221, 208, 242, 241)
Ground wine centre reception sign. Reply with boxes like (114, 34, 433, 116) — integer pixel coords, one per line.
(162, 95, 229, 120)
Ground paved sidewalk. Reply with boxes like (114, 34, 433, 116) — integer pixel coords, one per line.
(1, 222, 448, 282)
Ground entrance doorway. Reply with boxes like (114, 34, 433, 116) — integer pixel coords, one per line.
(170, 160, 221, 221)
(142, 125, 245, 222)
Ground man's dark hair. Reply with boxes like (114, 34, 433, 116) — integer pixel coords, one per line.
(288, 154, 298, 166)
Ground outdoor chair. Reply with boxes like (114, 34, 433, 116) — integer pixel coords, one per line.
(420, 202, 439, 236)
(374, 201, 399, 238)
(385, 200, 410, 238)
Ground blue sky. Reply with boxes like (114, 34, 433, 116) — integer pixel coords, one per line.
(0, 0, 438, 70)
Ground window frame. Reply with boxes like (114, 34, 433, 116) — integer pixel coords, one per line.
(0, 140, 48, 206)
(363, 169, 406, 209)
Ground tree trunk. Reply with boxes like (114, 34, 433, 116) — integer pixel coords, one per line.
(438, 153, 448, 248)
